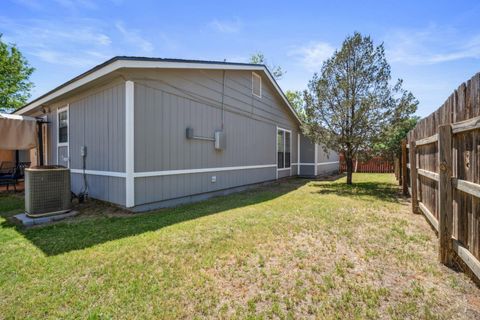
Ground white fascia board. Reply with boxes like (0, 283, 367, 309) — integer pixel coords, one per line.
(15, 60, 302, 124)
(16, 60, 124, 115)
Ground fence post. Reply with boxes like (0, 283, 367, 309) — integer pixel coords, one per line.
(397, 158, 402, 185)
(409, 140, 419, 214)
(401, 140, 408, 195)
(438, 124, 454, 265)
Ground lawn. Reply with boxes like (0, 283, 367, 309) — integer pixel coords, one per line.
(0, 174, 479, 319)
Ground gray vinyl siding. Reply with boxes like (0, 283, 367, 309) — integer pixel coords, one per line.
(317, 145, 339, 163)
(299, 135, 315, 176)
(298, 135, 339, 177)
(68, 83, 125, 172)
(43, 82, 126, 206)
(316, 163, 339, 175)
(71, 174, 126, 206)
(131, 69, 299, 206)
(28, 66, 340, 209)
(317, 145, 339, 176)
(135, 168, 274, 205)
(300, 135, 315, 163)
(277, 169, 292, 179)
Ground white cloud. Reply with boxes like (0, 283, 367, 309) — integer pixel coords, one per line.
(289, 41, 335, 71)
(0, 17, 113, 68)
(115, 21, 153, 53)
(209, 18, 241, 33)
(386, 25, 480, 65)
(31, 49, 109, 67)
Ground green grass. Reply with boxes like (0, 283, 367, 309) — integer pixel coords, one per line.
(0, 174, 479, 319)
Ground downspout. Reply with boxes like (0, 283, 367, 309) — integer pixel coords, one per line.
(37, 121, 44, 166)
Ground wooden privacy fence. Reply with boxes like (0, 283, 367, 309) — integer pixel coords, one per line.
(402, 72, 480, 282)
(339, 156, 394, 173)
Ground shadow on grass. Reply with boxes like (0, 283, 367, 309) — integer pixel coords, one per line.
(0, 179, 307, 256)
(311, 181, 401, 203)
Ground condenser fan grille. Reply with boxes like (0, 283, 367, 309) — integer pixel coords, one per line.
(25, 166, 71, 217)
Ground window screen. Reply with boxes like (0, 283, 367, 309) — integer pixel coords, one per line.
(252, 72, 262, 98)
(277, 130, 284, 168)
(285, 131, 291, 168)
(58, 110, 68, 143)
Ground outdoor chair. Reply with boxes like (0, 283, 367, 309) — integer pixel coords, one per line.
(0, 167, 20, 191)
(0, 161, 15, 176)
(0, 161, 30, 192)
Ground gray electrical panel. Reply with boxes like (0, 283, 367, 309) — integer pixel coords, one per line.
(186, 127, 194, 139)
(214, 131, 226, 150)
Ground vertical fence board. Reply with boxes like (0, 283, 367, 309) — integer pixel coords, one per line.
(409, 138, 419, 214)
(406, 72, 480, 280)
(439, 124, 453, 265)
(402, 140, 408, 195)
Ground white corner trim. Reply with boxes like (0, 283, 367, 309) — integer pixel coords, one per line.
(133, 164, 277, 178)
(314, 144, 318, 176)
(125, 81, 135, 208)
(297, 133, 300, 175)
(70, 169, 126, 178)
(275, 126, 278, 180)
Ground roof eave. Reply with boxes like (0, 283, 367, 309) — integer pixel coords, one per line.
(15, 58, 302, 125)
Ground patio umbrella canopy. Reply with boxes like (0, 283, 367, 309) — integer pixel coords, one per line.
(0, 113, 38, 150)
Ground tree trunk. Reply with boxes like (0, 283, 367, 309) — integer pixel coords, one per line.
(346, 156, 353, 184)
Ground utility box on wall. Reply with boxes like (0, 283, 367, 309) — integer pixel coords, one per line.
(186, 127, 194, 139)
(214, 131, 226, 150)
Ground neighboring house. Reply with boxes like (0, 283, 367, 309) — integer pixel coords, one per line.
(14, 57, 339, 211)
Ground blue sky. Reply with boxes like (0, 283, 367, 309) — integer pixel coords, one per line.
(2, 0, 480, 117)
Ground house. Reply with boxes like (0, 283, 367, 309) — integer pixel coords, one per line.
(14, 57, 339, 211)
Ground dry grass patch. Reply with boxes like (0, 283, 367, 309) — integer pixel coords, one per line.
(0, 174, 479, 319)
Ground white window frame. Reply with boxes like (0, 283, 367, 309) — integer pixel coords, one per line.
(57, 104, 69, 167)
(252, 72, 262, 98)
(276, 127, 292, 173)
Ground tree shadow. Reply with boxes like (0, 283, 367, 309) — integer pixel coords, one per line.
(0, 179, 308, 256)
(311, 180, 401, 203)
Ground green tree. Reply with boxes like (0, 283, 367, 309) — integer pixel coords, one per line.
(285, 90, 305, 119)
(0, 34, 34, 112)
(302, 32, 418, 184)
(249, 52, 285, 80)
(373, 116, 419, 161)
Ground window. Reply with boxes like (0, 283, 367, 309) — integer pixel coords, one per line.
(277, 130, 284, 168)
(58, 108, 68, 144)
(277, 128, 291, 169)
(252, 72, 262, 98)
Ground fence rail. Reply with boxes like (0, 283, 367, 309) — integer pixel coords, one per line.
(339, 157, 394, 173)
(403, 72, 480, 282)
